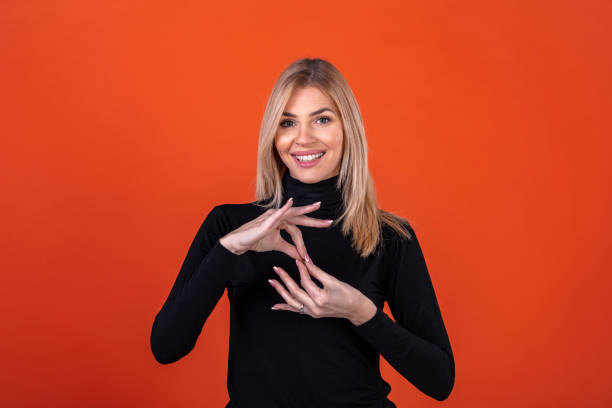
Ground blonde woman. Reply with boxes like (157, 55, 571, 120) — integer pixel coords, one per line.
(150, 58, 455, 407)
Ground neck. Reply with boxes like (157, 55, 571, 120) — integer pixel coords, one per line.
(281, 171, 343, 218)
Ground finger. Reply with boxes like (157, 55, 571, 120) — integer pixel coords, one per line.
(303, 258, 334, 286)
(271, 266, 317, 311)
(283, 201, 323, 218)
(258, 208, 277, 222)
(263, 198, 294, 229)
(286, 214, 335, 228)
(275, 238, 301, 261)
(295, 258, 324, 298)
(270, 303, 298, 312)
(282, 223, 310, 261)
(268, 277, 305, 312)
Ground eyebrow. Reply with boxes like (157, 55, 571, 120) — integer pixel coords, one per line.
(281, 107, 335, 118)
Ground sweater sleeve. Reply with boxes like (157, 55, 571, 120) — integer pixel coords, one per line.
(351, 224, 455, 401)
(150, 205, 242, 364)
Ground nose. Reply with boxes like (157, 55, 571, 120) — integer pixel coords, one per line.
(295, 122, 316, 144)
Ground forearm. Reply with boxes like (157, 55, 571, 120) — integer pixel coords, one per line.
(351, 307, 454, 401)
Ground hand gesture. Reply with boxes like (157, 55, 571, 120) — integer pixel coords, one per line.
(218, 197, 333, 261)
(268, 257, 377, 326)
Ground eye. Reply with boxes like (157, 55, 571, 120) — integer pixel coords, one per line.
(280, 116, 331, 128)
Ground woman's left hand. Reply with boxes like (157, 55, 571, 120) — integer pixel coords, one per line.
(268, 257, 376, 325)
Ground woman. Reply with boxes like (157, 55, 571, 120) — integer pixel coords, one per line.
(150, 58, 455, 407)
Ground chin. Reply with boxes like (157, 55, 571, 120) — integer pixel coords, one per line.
(295, 169, 333, 182)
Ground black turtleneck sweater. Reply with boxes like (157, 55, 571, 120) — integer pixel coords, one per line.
(150, 172, 455, 407)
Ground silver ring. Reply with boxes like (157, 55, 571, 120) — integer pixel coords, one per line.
(299, 304, 304, 314)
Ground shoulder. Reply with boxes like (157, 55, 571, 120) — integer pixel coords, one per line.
(204, 201, 267, 229)
(377, 211, 426, 261)
(379, 217, 434, 298)
(213, 201, 268, 218)
(196, 201, 265, 244)
(379, 210, 416, 244)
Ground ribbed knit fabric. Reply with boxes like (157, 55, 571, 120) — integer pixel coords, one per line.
(150, 171, 455, 406)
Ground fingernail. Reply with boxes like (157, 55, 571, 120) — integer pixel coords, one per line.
(305, 255, 311, 263)
(326, 219, 334, 224)
(268, 279, 274, 284)
(272, 266, 278, 272)
(288, 197, 293, 202)
(271, 305, 278, 310)
(313, 201, 321, 206)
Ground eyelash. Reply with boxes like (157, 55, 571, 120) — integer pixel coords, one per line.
(280, 116, 331, 128)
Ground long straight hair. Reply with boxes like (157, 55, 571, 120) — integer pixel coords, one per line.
(254, 58, 411, 257)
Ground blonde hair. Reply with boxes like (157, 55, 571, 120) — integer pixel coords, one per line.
(254, 58, 412, 257)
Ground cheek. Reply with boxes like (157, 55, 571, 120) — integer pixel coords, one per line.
(274, 132, 293, 151)
(325, 125, 343, 151)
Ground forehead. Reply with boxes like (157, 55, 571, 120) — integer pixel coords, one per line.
(284, 86, 334, 111)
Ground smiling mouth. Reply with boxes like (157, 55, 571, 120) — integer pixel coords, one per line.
(293, 151, 326, 162)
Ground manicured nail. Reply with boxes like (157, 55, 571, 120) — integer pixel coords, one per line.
(326, 219, 334, 224)
(313, 201, 321, 206)
(305, 255, 311, 263)
(268, 279, 274, 284)
(271, 305, 278, 310)
(272, 266, 278, 273)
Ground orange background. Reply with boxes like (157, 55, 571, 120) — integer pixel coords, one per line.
(1, 0, 611, 407)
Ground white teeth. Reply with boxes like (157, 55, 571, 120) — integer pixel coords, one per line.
(296, 152, 324, 162)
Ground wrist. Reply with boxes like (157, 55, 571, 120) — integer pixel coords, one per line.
(219, 235, 246, 255)
(347, 294, 378, 326)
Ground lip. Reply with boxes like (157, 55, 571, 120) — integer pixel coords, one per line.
(292, 151, 325, 168)
(291, 150, 326, 156)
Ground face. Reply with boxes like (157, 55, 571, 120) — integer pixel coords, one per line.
(274, 86, 343, 184)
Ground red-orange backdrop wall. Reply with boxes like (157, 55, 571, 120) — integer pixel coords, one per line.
(1, 1, 611, 407)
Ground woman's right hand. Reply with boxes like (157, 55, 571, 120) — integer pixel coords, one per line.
(218, 197, 333, 261)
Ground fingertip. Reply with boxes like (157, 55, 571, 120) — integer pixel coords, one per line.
(281, 198, 292, 209)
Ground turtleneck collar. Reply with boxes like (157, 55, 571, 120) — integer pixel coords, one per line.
(281, 171, 344, 218)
